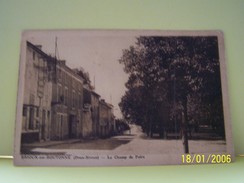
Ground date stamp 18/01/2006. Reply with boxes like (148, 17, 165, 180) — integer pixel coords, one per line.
(182, 154, 232, 164)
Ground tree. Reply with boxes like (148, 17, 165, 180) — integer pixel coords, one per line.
(119, 36, 225, 153)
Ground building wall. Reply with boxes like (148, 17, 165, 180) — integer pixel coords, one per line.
(22, 41, 116, 142)
(82, 103, 93, 138)
(82, 88, 99, 138)
(22, 43, 52, 143)
(50, 62, 84, 140)
(99, 100, 114, 138)
(91, 92, 100, 137)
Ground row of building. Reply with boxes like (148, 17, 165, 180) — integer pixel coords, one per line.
(21, 41, 115, 143)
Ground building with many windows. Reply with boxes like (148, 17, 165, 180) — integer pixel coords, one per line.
(99, 99, 115, 138)
(21, 41, 114, 143)
(50, 60, 84, 140)
(22, 42, 53, 143)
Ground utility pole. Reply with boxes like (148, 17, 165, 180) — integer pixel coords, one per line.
(94, 75, 96, 89)
(55, 37, 58, 60)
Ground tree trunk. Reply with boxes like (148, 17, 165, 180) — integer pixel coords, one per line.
(182, 97, 189, 154)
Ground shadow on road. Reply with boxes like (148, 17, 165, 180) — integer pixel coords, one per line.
(21, 134, 133, 154)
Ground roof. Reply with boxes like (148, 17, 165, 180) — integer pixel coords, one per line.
(91, 91, 100, 97)
(27, 41, 56, 62)
(27, 41, 84, 82)
(99, 99, 113, 109)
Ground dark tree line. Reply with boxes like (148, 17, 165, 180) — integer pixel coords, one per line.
(118, 36, 225, 153)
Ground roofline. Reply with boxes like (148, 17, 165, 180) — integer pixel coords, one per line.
(99, 100, 113, 108)
(57, 62, 84, 82)
(27, 41, 105, 101)
(27, 41, 56, 61)
(91, 91, 100, 97)
(27, 41, 85, 82)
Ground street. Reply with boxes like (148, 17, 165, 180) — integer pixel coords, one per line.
(22, 124, 226, 155)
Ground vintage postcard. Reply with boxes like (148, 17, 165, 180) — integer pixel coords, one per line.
(14, 30, 234, 166)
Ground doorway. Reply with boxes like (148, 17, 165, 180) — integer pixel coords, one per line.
(68, 115, 76, 138)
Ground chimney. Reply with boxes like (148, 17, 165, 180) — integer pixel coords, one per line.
(59, 60, 66, 65)
(101, 99, 105, 103)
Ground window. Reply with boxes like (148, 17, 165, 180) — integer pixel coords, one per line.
(61, 70, 63, 81)
(72, 90, 75, 108)
(36, 108, 39, 117)
(57, 68, 61, 81)
(28, 107, 34, 130)
(72, 78, 75, 88)
(64, 87, 68, 105)
(57, 85, 63, 102)
(23, 106, 27, 116)
(30, 94, 35, 105)
(65, 72, 68, 84)
(33, 51, 35, 60)
(78, 92, 82, 108)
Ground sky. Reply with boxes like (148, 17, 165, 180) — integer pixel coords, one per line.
(25, 30, 137, 118)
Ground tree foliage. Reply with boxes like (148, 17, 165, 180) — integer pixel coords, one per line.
(119, 36, 225, 139)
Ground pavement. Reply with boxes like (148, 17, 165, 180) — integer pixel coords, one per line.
(22, 139, 82, 148)
(21, 124, 226, 155)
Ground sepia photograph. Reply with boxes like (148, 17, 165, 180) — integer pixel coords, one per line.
(14, 30, 234, 166)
